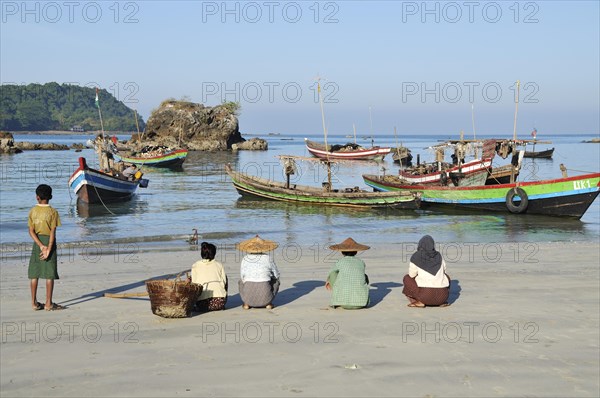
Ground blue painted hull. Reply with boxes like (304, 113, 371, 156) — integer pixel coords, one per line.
(68, 158, 139, 204)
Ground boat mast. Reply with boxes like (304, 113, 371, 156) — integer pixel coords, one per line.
(369, 106, 374, 146)
(96, 88, 105, 140)
(134, 109, 141, 143)
(394, 126, 402, 172)
(511, 80, 520, 183)
(471, 103, 478, 158)
(512, 80, 520, 141)
(353, 123, 357, 144)
(317, 78, 332, 191)
(95, 88, 109, 171)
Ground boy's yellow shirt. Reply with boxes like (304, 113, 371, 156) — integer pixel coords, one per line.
(28, 204, 61, 235)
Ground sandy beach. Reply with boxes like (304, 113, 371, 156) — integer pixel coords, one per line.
(1, 240, 599, 397)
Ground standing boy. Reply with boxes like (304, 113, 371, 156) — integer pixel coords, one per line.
(28, 184, 64, 311)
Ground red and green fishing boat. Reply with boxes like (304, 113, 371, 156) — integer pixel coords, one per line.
(362, 172, 600, 219)
(115, 147, 188, 169)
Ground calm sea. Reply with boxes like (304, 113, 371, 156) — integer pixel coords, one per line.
(1, 132, 599, 255)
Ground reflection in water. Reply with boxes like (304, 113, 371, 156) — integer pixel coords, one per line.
(72, 198, 150, 241)
(74, 199, 148, 218)
(234, 197, 421, 219)
(234, 197, 423, 247)
(421, 207, 586, 240)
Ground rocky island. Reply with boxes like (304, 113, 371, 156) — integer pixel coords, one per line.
(129, 100, 267, 151)
(1, 131, 71, 153)
(0, 131, 22, 153)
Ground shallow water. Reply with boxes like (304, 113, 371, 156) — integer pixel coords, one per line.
(1, 133, 598, 251)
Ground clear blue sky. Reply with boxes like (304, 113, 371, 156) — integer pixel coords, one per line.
(1, 0, 599, 135)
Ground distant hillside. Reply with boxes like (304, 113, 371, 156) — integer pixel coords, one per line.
(0, 83, 145, 132)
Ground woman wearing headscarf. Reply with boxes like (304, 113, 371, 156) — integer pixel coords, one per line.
(190, 242, 228, 312)
(325, 237, 370, 309)
(237, 235, 280, 310)
(402, 235, 450, 308)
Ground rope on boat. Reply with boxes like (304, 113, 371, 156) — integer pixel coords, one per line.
(91, 174, 116, 215)
(566, 168, 596, 174)
(67, 180, 73, 203)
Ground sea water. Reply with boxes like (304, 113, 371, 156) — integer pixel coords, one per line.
(1, 133, 599, 255)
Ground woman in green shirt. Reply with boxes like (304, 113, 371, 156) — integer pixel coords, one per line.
(325, 238, 370, 309)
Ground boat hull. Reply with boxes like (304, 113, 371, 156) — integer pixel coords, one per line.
(524, 148, 554, 159)
(398, 158, 493, 185)
(226, 165, 418, 209)
(305, 139, 391, 161)
(363, 173, 600, 219)
(69, 158, 139, 204)
(116, 149, 188, 168)
(378, 168, 489, 188)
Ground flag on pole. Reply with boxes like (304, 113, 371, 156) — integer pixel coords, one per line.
(95, 88, 100, 108)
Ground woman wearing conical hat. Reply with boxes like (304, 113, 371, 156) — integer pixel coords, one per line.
(325, 238, 370, 309)
(237, 235, 280, 310)
(402, 235, 450, 308)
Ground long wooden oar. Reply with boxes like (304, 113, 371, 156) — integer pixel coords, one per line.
(104, 292, 149, 298)
(104, 270, 191, 299)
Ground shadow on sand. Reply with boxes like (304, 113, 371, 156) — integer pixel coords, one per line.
(369, 281, 403, 307)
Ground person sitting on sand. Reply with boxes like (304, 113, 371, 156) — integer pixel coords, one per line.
(189, 242, 228, 312)
(325, 237, 370, 309)
(402, 235, 450, 308)
(237, 235, 280, 310)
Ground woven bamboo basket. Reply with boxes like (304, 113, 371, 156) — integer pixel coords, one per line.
(145, 274, 202, 318)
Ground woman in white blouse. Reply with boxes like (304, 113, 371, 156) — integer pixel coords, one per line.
(402, 235, 450, 308)
(190, 242, 228, 312)
(237, 235, 280, 310)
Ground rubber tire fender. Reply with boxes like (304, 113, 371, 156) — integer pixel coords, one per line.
(506, 187, 528, 213)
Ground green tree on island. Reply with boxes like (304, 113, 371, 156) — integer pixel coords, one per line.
(0, 83, 145, 132)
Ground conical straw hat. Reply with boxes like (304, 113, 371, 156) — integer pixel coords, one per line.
(236, 235, 278, 253)
(329, 237, 370, 252)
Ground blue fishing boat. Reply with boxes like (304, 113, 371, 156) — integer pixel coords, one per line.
(68, 157, 146, 204)
(68, 88, 148, 204)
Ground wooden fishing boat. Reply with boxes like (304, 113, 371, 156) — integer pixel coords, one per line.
(400, 157, 493, 186)
(69, 89, 148, 204)
(116, 147, 188, 169)
(69, 157, 146, 204)
(392, 146, 413, 166)
(524, 147, 554, 159)
(523, 129, 553, 158)
(225, 163, 419, 209)
(395, 139, 498, 186)
(248, 78, 416, 209)
(380, 167, 490, 188)
(362, 172, 600, 219)
(304, 138, 391, 161)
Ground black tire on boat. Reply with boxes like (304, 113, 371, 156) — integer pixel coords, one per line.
(505, 187, 528, 213)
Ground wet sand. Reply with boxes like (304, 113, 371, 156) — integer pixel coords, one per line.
(1, 241, 598, 397)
